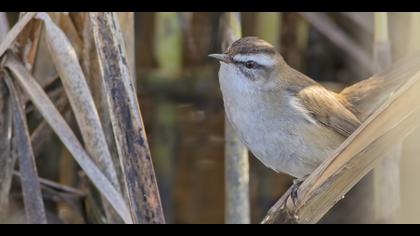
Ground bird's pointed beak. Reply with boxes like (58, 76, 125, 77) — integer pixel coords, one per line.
(208, 53, 231, 64)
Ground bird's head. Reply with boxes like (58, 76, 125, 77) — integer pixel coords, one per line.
(209, 37, 289, 92)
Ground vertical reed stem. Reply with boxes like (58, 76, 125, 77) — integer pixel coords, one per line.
(222, 12, 250, 224)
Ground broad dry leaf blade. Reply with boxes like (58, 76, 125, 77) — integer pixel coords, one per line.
(38, 13, 125, 223)
(90, 12, 165, 224)
(38, 12, 121, 191)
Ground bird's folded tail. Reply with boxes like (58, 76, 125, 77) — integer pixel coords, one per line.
(340, 50, 420, 121)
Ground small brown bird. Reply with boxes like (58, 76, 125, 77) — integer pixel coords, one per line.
(209, 37, 420, 179)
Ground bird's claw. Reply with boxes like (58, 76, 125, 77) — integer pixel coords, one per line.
(290, 178, 302, 207)
(291, 185, 299, 207)
(290, 176, 308, 207)
(280, 176, 307, 210)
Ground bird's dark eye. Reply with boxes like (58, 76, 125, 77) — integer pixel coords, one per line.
(245, 60, 256, 69)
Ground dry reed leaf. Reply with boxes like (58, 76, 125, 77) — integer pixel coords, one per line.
(4, 72, 47, 224)
(0, 13, 11, 211)
(0, 72, 14, 214)
(3, 52, 132, 224)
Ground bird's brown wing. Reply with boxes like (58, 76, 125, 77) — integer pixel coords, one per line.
(297, 85, 361, 138)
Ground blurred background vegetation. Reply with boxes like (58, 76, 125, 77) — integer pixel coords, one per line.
(2, 12, 420, 224)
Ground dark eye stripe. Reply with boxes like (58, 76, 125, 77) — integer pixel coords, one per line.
(232, 60, 263, 69)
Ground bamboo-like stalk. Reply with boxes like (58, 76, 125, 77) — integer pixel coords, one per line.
(299, 12, 372, 72)
(75, 12, 128, 223)
(409, 13, 420, 52)
(151, 101, 176, 222)
(221, 12, 250, 225)
(0, 12, 9, 42)
(374, 13, 389, 44)
(3, 51, 132, 224)
(373, 13, 392, 72)
(152, 12, 181, 223)
(154, 12, 182, 78)
(89, 12, 165, 224)
(297, 18, 309, 53)
(262, 52, 420, 224)
(4, 73, 47, 224)
(256, 12, 281, 49)
(372, 12, 401, 224)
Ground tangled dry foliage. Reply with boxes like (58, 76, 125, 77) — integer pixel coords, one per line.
(0, 12, 164, 224)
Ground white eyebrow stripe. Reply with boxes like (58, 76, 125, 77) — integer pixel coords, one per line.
(233, 54, 275, 67)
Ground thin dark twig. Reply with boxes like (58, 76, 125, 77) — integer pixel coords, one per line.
(13, 171, 85, 197)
